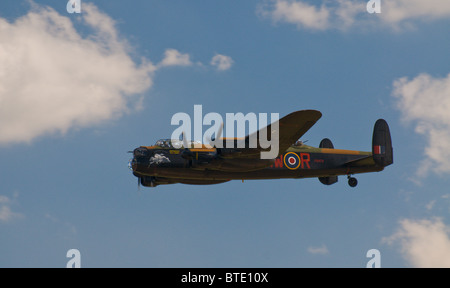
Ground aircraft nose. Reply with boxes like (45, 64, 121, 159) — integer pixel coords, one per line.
(128, 158, 138, 171)
(133, 147, 149, 157)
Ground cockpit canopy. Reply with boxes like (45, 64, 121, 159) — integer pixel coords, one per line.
(154, 139, 202, 149)
(133, 147, 149, 157)
(155, 139, 174, 148)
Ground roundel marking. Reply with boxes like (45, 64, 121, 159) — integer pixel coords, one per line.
(284, 152, 301, 170)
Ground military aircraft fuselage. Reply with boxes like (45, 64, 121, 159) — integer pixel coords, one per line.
(129, 111, 393, 188)
(132, 145, 384, 180)
(130, 144, 384, 187)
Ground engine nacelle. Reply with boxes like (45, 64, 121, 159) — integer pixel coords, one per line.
(319, 176, 338, 185)
(140, 176, 175, 187)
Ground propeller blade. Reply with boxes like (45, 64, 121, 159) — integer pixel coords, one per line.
(181, 148, 194, 160)
(181, 131, 193, 168)
(210, 122, 224, 148)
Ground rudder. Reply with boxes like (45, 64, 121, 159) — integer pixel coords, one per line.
(372, 119, 393, 167)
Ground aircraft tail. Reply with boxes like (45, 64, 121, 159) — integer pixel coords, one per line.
(372, 119, 393, 167)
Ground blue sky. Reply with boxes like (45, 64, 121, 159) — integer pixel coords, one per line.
(1, 0, 450, 267)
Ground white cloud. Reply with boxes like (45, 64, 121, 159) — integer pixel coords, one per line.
(0, 193, 23, 223)
(383, 218, 450, 268)
(0, 3, 155, 145)
(333, 0, 364, 29)
(258, 0, 450, 31)
(307, 244, 329, 255)
(0, 195, 10, 203)
(425, 200, 436, 211)
(382, 0, 450, 26)
(158, 48, 192, 68)
(392, 73, 450, 177)
(0, 206, 17, 222)
(210, 54, 234, 71)
(266, 0, 331, 30)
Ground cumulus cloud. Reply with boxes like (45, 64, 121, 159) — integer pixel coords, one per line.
(258, 0, 450, 31)
(0, 193, 23, 223)
(158, 48, 192, 68)
(210, 54, 234, 71)
(0, 3, 156, 145)
(382, 0, 450, 26)
(383, 218, 450, 268)
(264, 0, 331, 30)
(392, 73, 450, 177)
(307, 244, 329, 255)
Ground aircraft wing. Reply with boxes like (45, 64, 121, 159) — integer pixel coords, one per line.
(221, 110, 322, 159)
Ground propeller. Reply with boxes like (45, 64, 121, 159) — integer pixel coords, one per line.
(210, 123, 224, 159)
(180, 132, 194, 167)
(210, 122, 224, 144)
(180, 124, 224, 168)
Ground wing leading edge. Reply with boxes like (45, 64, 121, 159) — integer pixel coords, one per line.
(220, 109, 322, 159)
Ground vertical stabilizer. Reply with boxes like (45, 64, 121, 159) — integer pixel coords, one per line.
(372, 119, 393, 167)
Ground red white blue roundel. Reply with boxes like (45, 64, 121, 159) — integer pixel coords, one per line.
(284, 152, 301, 170)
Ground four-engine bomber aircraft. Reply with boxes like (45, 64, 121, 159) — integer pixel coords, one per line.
(129, 110, 393, 188)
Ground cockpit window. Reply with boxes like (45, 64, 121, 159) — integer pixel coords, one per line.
(155, 139, 169, 148)
(154, 139, 202, 149)
(155, 139, 175, 148)
(170, 139, 183, 149)
(134, 147, 148, 156)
